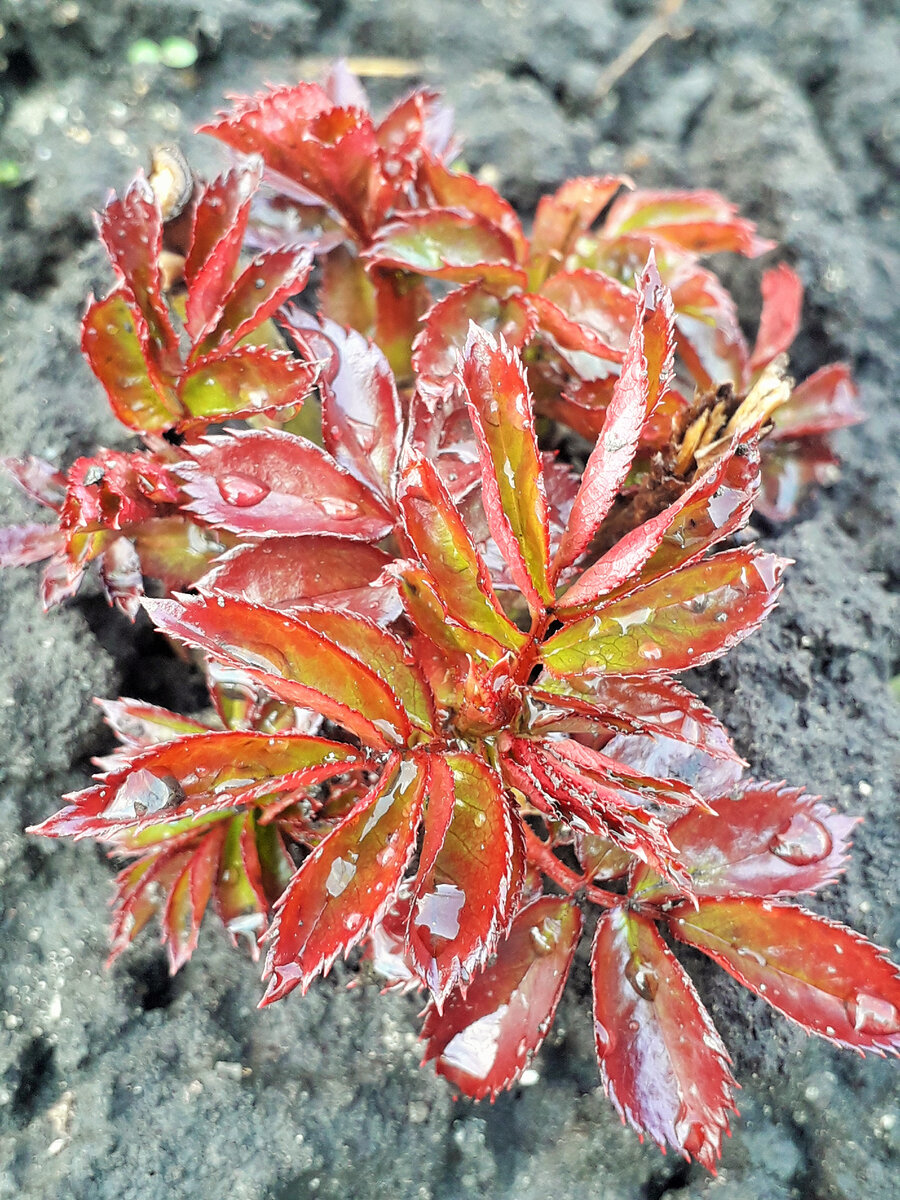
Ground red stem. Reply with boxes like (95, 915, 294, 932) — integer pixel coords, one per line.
(522, 823, 621, 909)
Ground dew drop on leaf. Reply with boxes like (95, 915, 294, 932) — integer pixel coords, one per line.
(846, 993, 900, 1036)
(768, 813, 833, 866)
(625, 957, 660, 1001)
(216, 474, 271, 507)
(106, 769, 184, 819)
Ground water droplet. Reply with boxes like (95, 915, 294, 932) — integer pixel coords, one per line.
(414, 884, 465, 941)
(638, 642, 663, 661)
(473, 811, 487, 828)
(625, 957, 659, 1001)
(325, 856, 356, 898)
(217, 474, 271, 507)
(846, 993, 900, 1036)
(106, 769, 184, 819)
(594, 1019, 610, 1049)
(768, 813, 833, 866)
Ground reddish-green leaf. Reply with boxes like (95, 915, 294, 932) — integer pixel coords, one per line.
(419, 155, 528, 263)
(261, 755, 428, 1003)
(670, 261, 749, 392)
(162, 823, 228, 972)
(81, 291, 181, 432)
(97, 697, 210, 748)
(184, 163, 261, 341)
(530, 175, 630, 266)
(99, 535, 143, 619)
(592, 907, 738, 1171)
(365, 210, 527, 290)
(412, 283, 536, 401)
(771, 363, 863, 440)
(198, 537, 390, 609)
(397, 459, 526, 652)
(632, 782, 857, 903)
(214, 812, 270, 957)
(543, 549, 787, 677)
(406, 751, 525, 1007)
(133, 517, 227, 590)
(552, 277, 653, 574)
(96, 175, 179, 360)
(602, 188, 774, 257)
(749, 263, 803, 372)
(108, 849, 192, 966)
(193, 246, 313, 358)
(421, 896, 582, 1098)
(286, 605, 436, 735)
(462, 325, 552, 611)
(558, 436, 760, 610)
(145, 593, 413, 748)
(670, 898, 900, 1055)
(177, 429, 394, 540)
(29, 730, 361, 841)
(178, 347, 318, 427)
(537, 269, 636, 361)
(757, 437, 841, 523)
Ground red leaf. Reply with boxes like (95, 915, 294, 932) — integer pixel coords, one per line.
(1, 455, 67, 511)
(192, 246, 313, 358)
(597, 731, 746, 808)
(531, 674, 741, 764)
(60, 451, 177, 538)
(162, 822, 228, 972)
(602, 188, 774, 258)
(669, 261, 749, 392)
(397, 459, 526, 653)
(462, 326, 553, 611)
(97, 697, 210, 748)
(543, 548, 788, 677)
(670, 898, 900, 1055)
(285, 605, 436, 735)
(28, 730, 361, 841)
(632, 782, 857, 903)
(261, 754, 428, 1002)
(419, 155, 528, 263)
(756, 437, 840, 523)
(365, 210, 528, 290)
(592, 907, 738, 1171)
(412, 283, 536, 402)
(96, 175, 179, 361)
(177, 429, 394, 541)
(503, 738, 694, 890)
(749, 264, 803, 372)
(536, 269, 636, 361)
(178, 347, 318, 427)
(771, 363, 863, 440)
(144, 593, 411, 748)
(184, 163, 262, 341)
(108, 848, 192, 966)
(81, 291, 182, 432)
(558, 436, 760, 610)
(199, 84, 391, 238)
(553, 269, 656, 573)
(315, 318, 402, 497)
(421, 896, 582, 1098)
(198, 536, 390, 608)
(530, 175, 631, 267)
(405, 751, 525, 1007)
(0, 523, 62, 568)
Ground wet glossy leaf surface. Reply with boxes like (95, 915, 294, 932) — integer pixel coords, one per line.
(670, 898, 900, 1055)
(144, 594, 412, 748)
(406, 752, 525, 1007)
(462, 326, 552, 610)
(421, 896, 581, 1098)
(261, 755, 428, 1002)
(544, 549, 787, 677)
(592, 907, 738, 1171)
(178, 429, 394, 540)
